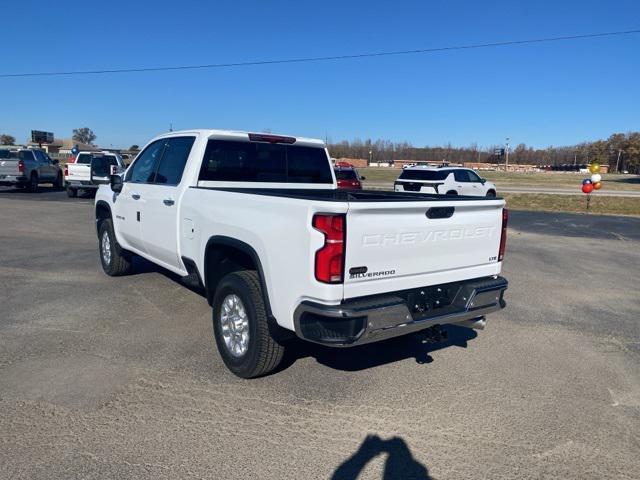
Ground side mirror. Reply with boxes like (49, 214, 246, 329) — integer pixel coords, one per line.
(52, 159, 59, 165)
(480, 178, 486, 184)
(110, 174, 123, 193)
(360, 176, 366, 180)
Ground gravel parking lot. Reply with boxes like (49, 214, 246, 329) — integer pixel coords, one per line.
(1, 187, 639, 479)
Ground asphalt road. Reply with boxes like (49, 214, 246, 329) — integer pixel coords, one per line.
(1, 187, 639, 480)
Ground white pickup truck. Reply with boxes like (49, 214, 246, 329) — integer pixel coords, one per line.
(65, 151, 125, 197)
(95, 130, 508, 378)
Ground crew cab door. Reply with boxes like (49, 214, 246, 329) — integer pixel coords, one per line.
(113, 139, 165, 253)
(139, 136, 195, 269)
(453, 170, 478, 195)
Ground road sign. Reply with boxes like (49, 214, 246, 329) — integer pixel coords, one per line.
(494, 148, 505, 157)
(31, 130, 54, 144)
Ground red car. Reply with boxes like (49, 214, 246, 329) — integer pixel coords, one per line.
(334, 167, 364, 190)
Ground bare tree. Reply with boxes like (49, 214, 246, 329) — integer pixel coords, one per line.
(72, 128, 97, 145)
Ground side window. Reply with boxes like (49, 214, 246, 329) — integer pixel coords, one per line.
(125, 140, 165, 183)
(467, 170, 482, 182)
(454, 170, 471, 182)
(34, 150, 47, 162)
(154, 137, 196, 185)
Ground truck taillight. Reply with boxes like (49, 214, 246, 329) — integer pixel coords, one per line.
(498, 208, 508, 261)
(18, 160, 24, 174)
(64, 165, 68, 177)
(313, 214, 345, 284)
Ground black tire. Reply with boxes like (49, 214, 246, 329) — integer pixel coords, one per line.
(27, 172, 39, 192)
(212, 271, 285, 378)
(98, 218, 132, 276)
(67, 186, 77, 198)
(52, 172, 63, 190)
(486, 190, 496, 198)
(446, 190, 458, 195)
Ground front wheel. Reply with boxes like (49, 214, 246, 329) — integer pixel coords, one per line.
(67, 186, 77, 198)
(446, 190, 458, 196)
(98, 219, 132, 276)
(486, 190, 496, 198)
(212, 271, 285, 378)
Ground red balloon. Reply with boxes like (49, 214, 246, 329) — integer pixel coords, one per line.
(582, 183, 594, 194)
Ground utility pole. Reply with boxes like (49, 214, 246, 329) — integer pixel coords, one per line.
(369, 150, 372, 165)
(169, 123, 173, 132)
(505, 137, 510, 171)
(615, 149, 623, 173)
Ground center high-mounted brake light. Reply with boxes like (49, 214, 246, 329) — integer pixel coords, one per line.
(17, 160, 24, 174)
(498, 208, 508, 261)
(313, 214, 345, 284)
(248, 133, 296, 144)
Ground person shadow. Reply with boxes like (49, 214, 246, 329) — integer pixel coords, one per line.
(332, 435, 432, 480)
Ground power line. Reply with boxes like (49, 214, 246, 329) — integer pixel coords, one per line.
(1, 29, 639, 78)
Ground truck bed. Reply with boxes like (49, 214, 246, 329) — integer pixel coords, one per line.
(192, 186, 500, 202)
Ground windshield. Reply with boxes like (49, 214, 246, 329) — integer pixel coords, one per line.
(334, 169, 358, 181)
(399, 169, 449, 181)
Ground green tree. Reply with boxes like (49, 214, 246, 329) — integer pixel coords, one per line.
(0, 134, 16, 145)
(72, 128, 97, 145)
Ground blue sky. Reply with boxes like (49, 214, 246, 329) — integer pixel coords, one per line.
(1, 0, 639, 149)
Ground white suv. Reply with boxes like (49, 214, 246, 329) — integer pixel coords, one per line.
(394, 166, 497, 197)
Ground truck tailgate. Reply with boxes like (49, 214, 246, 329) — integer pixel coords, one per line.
(67, 164, 90, 181)
(343, 198, 505, 299)
(0, 160, 20, 177)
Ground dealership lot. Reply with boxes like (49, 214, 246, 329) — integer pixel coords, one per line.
(1, 188, 639, 479)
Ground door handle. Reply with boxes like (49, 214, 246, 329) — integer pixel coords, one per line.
(132, 193, 141, 200)
(163, 199, 175, 206)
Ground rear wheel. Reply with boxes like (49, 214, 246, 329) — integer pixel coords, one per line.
(98, 218, 132, 276)
(212, 271, 285, 378)
(27, 172, 39, 192)
(67, 187, 77, 197)
(52, 172, 63, 190)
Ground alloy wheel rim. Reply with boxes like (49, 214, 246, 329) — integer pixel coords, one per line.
(101, 230, 112, 265)
(220, 294, 249, 357)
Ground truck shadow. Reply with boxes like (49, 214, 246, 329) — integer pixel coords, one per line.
(332, 434, 432, 480)
(282, 324, 477, 372)
(128, 257, 478, 372)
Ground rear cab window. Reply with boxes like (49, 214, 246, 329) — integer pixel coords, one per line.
(76, 153, 92, 164)
(334, 169, 358, 181)
(199, 139, 333, 184)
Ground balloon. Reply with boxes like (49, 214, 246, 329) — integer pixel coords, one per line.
(588, 163, 601, 174)
(582, 178, 592, 185)
(582, 183, 594, 194)
(593, 181, 602, 190)
(591, 173, 602, 183)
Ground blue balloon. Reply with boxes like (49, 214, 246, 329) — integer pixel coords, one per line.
(582, 178, 592, 185)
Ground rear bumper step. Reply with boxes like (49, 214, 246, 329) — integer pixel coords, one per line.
(293, 275, 507, 347)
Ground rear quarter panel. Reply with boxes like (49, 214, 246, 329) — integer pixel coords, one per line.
(180, 188, 348, 331)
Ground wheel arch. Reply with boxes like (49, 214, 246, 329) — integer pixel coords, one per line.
(95, 200, 112, 235)
(203, 236, 273, 318)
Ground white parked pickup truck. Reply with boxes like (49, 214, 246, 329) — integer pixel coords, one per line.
(65, 151, 126, 197)
(95, 130, 508, 378)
